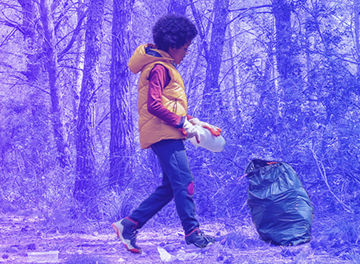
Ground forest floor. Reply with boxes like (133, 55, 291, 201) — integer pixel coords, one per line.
(0, 210, 356, 264)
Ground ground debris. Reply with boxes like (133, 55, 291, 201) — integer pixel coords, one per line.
(0, 212, 352, 264)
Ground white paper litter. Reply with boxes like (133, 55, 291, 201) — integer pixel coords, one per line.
(27, 250, 59, 263)
(157, 246, 176, 262)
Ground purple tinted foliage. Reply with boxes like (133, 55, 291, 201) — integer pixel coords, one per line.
(0, 0, 359, 263)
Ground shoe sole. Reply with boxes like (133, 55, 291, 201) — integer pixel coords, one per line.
(186, 237, 215, 248)
(112, 222, 141, 254)
(186, 240, 214, 248)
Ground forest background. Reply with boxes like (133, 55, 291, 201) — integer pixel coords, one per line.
(0, 0, 359, 263)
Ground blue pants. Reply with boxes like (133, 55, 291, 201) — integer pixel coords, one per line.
(129, 139, 199, 235)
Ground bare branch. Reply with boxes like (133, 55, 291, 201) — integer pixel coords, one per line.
(229, 4, 272, 12)
(310, 145, 354, 214)
(0, 28, 17, 48)
(190, 0, 209, 58)
(0, 9, 23, 32)
(96, 111, 110, 128)
(54, 1, 84, 32)
(227, 5, 272, 25)
(57, 11, 86, 62)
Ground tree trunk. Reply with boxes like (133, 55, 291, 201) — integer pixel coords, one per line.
(355, 0, 360, 76)
(187, 0, 212, 113)
(272, 0, 302, 123)
(272, 0, 292, 81)
(19, 0, 49, 175)
(18, 0, 41, 83)
(201, 0, 230, 121)
(109, 0, 134, 188)
(74, 0, 105, 203)
(227, 11, 240, 116)
(39, 0, 70, 168)
(70, 1, 85, 144)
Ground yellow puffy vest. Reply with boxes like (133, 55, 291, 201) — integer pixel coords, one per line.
(129, 45, 187, 149)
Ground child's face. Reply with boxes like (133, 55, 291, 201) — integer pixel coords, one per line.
(168, 41, 191, 65)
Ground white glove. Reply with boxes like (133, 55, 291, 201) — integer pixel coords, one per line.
(189, 118, 221, 136)
(182, 119, 201, 143)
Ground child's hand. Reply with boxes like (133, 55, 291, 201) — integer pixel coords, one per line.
(181, 119, 201, 143)
(189, 118, 221, 136)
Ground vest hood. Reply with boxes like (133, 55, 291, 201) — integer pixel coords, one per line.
(128, 44, 174, 74)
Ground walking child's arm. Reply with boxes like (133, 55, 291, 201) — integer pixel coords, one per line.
(147, 64, 189, 128)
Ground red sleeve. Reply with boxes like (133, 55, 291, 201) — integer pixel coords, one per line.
(147, 64, 183, 127)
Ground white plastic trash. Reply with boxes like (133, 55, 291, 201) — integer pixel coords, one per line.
(176, 249, 199, 261)
(157, 246, 176, 262)
(189, 125, 225, 152)
(27, 250, 59, 263)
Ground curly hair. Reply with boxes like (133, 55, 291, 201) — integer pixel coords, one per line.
(152, 15, 198, 52)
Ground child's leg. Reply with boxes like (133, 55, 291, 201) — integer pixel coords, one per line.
(150, 139, 199, 235)
(129, 171, 173, 228)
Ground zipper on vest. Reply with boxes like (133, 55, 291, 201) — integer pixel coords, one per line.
(173, 99, 178, 114)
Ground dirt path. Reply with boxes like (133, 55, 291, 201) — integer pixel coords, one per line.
(0, 212, 351, 264)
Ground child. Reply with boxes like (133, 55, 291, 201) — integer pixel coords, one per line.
(112, 14, 221, 253)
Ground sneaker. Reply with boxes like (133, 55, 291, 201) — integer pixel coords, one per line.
(112, 217, 142, 253)
(185, 228, 215, 248)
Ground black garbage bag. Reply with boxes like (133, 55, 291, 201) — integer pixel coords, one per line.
(245, 159, 313, 246)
